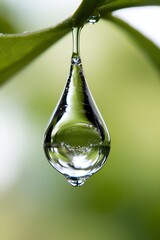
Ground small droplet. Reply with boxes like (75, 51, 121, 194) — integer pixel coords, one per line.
(87, 11, 101, 24)
(43, 26, 110, 187)
(67, 177, 87, 187)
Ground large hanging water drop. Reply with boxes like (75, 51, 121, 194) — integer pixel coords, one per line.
(43, 26, 111, 187)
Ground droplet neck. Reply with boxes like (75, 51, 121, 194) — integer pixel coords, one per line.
(72, 27, 81, 57)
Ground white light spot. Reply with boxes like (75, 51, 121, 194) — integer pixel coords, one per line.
(0, 101, 30, 192)
(113, 7, 160, 47)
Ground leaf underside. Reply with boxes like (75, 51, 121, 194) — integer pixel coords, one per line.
(0, 18, 71, 85)
(102, 14, 160, 73)
(99, 0, 160, 12)
(0, 0, 159, 86)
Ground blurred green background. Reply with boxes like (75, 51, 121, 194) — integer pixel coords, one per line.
(0, 1, 160, 240)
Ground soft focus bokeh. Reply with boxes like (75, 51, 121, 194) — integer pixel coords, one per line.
(0, 1, 160, 240)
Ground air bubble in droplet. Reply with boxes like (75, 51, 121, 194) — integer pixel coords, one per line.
(43, 26, 110, 187)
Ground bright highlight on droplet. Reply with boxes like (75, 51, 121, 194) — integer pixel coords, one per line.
(43, 25, 111, 187)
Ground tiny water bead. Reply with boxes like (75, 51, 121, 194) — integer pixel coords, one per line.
(43, 27, 111, 187)
(87, 11, 101, 24)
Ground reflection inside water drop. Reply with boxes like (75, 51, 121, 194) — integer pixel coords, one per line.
(87, 11, 101, 24)
(43, 26, 110, 187)
(44, 123, 110, 186)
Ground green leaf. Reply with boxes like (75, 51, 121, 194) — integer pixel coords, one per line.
(0, 0, 160, 86)
(0, 18, 71, 85)
(0, 0, 108, 86)
(99, 0, 160, 13)
(102, 14, 160, 73)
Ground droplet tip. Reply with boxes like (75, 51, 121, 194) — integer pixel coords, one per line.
(67, 177, 87, 187)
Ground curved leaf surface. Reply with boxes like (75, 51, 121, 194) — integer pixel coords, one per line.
(99, 0, 160, 13)
(103, 14, 160, 73)
(0, 18, 71, 85)
(0, 0, 159, 86)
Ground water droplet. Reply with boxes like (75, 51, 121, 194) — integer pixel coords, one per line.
(87, 11, 101, 24)
(43, 27, 111, 187)
(67, 177, 87, 187)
